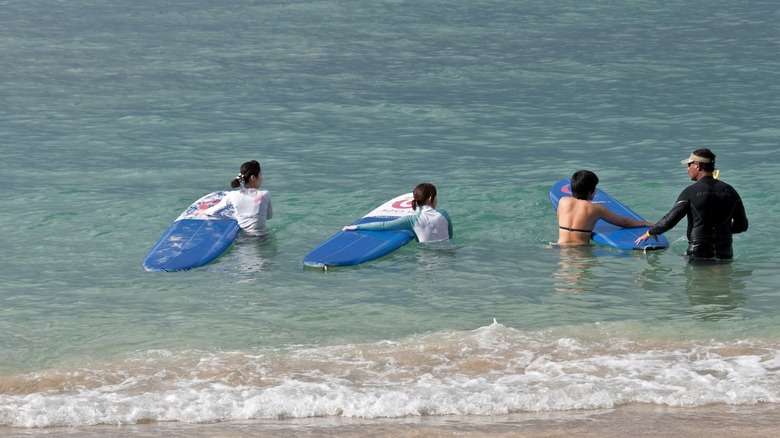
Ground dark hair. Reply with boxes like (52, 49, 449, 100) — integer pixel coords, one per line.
(231, 160, 261, 188)
(692, 148, 716, 172)
(570, 170, 599, 200)
(411, 182, 437, 211)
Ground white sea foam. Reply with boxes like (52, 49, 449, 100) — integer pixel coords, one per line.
(3, 322, 780, 427)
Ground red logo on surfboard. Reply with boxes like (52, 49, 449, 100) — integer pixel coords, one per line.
(199, 200, 221, 210)
(391, 199, 414, 209)
(561, 184, 572, 195)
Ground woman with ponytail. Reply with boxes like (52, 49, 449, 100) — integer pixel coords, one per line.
(200, 160, 273, 236)
(343, 183, 452, 243)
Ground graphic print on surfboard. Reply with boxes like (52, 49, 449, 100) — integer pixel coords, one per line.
(304, 193, 417, 267)
(143, 191, 241, 271)
(549, 179, 669, 250)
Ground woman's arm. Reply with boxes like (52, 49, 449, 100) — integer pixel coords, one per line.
(597, 205, 653, 228)
(343, 214, 417, 232)
(264, 192, 273, 219)
(440, 209, 453, 239)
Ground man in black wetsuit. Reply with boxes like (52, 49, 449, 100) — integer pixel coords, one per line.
(635, 148, 748, 260)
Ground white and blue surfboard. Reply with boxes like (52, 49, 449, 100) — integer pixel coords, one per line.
(143, 191, 240, 272)
(549, 179, 669, 251)
(304, 193, 417, 268)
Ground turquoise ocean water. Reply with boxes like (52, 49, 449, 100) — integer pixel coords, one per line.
(2, 0, 779, 435)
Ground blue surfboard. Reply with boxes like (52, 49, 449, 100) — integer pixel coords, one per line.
(549, 179, 669, 251)
(304, 193, 417, 268)
(143, 191, 240, 271)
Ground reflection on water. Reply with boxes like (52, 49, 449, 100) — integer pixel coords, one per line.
(683, 261, 751, 321)
(633, 251, 675, 293)
(417, 242, 458, 271)
(216, 235, 279, 278)
(556, 245, 755, 322)
(551, 245, 602, 294)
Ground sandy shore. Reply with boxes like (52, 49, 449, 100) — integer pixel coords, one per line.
(2, 403, 779, 437)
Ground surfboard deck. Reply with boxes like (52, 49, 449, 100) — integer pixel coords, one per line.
(304, 193, 417, 268)
(549, 179, 669, 251)
(143, 191, 240, 272)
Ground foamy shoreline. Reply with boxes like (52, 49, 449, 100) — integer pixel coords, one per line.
(3, 404, 778, 437)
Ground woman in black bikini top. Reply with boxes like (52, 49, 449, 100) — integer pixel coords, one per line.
(557, 170, 652, 245)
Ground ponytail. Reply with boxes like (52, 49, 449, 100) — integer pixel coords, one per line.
(230, 160, 261, 188)
(411, 182, 437, 211)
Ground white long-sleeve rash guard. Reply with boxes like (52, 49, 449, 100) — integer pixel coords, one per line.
(203, 188, 272, 236)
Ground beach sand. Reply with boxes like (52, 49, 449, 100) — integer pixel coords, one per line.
(2, 403, 778, 437)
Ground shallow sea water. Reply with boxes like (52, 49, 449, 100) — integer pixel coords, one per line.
(1, 0, 780, 435)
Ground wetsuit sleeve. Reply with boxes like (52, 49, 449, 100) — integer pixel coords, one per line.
(440, 209, 454, 239)
(730, 197, 748, 234)
(648, 197, 689, 236)
(353, 214, 417, 232)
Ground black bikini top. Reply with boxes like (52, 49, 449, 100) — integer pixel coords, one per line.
(559, 225, 593, 234)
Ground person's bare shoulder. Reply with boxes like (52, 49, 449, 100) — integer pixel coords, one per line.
(591, 202, 615, 219)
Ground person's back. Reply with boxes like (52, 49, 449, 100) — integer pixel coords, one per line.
(224, 188, 272, 236)
(664, 176, 746, 259)
(410, 204, 452, 243)
(556, 197, 597, 245)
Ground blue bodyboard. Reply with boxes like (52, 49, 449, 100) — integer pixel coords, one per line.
(143, 191, 240, 271)
(549, 179, 668, 250)
(304, 193, 416, 268)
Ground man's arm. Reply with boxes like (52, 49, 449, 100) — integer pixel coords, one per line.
(636, 199, 689, 244)
(730, 199, 748, 234)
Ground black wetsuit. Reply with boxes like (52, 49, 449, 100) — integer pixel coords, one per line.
(648, 176, 748, 260)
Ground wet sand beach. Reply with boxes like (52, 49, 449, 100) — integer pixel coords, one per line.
(3, 404, 778, 437)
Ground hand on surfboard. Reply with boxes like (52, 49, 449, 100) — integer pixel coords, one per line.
(342, 225, 357, 231)
(634, 231, 660, 245)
